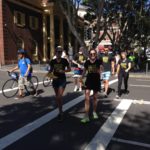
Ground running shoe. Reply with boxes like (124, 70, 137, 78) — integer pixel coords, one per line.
(93, 112, 99, 119)
(80, 117, 90, 124)
(74, 86, 78, 92)
(79, 87, 82, 92)
(57, 113, 63, 122)
(116, 95, 120, 99)
(124, 90, 129, 94)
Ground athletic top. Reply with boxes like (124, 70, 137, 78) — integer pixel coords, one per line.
(100, 54, 114, 72)
(49, 58, 69, 79)
(73, 53, 86, 68)
(118, 58, 131, 73)
(84, 59, 102, 78)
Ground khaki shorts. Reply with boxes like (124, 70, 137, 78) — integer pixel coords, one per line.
(18, 76, 29, 90)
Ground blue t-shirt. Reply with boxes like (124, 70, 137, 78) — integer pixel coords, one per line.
(18, 58, 31, 77)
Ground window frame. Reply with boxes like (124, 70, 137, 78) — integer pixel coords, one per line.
(30, 39, 38, 56)
(14, 11, 26, 27)
(16, 37, 24, 50)
(29, 16, 39, 30)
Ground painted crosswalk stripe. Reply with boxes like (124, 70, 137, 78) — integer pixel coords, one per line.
(130, 84, 150, 88)
(84, 99, 133, 150)
(112, 138, 150, 148)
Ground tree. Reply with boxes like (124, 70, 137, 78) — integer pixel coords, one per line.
(83, 0, 150, 51)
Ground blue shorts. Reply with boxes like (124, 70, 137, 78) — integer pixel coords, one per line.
(52, 78, 66, 89)
(101, 71, 111, 80)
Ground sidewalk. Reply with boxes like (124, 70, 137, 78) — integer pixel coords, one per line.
(0, 64, 150, 78)
(0, 64, 74, 75)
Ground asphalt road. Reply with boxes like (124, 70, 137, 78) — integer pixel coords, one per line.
(0, 70, 150, 150)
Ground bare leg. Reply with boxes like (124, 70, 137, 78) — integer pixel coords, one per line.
(104, 80, 109, 94)
(93, 91, 98, 112)
(54, 87, 65, 114)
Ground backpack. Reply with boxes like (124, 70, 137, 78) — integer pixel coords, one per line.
(24, 58, 33, 73)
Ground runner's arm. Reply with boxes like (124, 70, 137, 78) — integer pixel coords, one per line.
(111, 60, 115, 75)
(125, 62, 132, 72)
(116, 64, 120, 75)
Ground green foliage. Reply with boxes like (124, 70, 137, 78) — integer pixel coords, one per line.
(82, 0, 150, 50)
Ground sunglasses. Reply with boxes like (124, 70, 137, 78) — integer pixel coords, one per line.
(56, 51, 62, 53)
(90, 52, 96, 56)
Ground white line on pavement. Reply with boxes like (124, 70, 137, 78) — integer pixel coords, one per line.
(0, 79, 118, 150)
(112, 137, 150, 148)
(129, 84, 150, 88)
(113, 98, 150, 105)
(0, 81, 46, 94)
(0, 95, 84, 150)
(84, 99, 133, 150)
(136, 79, 150, 82)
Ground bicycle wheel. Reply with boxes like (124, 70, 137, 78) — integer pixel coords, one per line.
(43, 76, 51, 87)
(31, 76, 38, 90)
(2, 79, 18, 98)
(25, 76, 38, 94)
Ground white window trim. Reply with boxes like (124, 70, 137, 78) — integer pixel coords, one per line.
(31, 40, 38, 56)
(14, 11, 25, 27)
(17, 37, 24, 49)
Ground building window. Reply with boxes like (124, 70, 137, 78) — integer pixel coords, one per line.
(29, 16, 39, 30)
(30, 39, 38, 56)
(16, 37, 24, 49)
(14, 11, 25, 27)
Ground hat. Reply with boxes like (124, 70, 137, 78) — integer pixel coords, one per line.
(17, 49, 26, 54)
(56, 46, 63, 52)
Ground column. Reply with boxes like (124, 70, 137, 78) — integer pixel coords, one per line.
(0, 0, 5, 65)
(59, 17, 64, 48)
(42, 13, 47, 62)
(49, 5, 55, 59)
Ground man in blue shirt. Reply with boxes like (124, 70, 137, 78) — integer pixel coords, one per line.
(10, 49, 32, 99)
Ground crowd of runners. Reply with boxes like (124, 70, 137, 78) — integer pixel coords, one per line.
(9, 46, 132, 122)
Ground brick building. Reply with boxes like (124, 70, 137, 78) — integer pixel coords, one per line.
(0, 0, 75, 65)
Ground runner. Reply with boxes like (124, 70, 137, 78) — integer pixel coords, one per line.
(72, 47, 86, 92)
(81, 49, 102, 123)
(116, 51, 131, 98)
(100, 48, 115, 97)
(49, 46, 71, 122)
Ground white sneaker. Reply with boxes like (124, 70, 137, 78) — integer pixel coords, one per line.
(74, 86, 78, 92)
(79, 87, 82, 92)
(116, 95, 120, 99)
(93, 112, 99, 119)
(90, 90, 93, 95)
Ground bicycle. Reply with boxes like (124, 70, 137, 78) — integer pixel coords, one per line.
(2, 72, 39, 98)
(43, 72, 57, 87)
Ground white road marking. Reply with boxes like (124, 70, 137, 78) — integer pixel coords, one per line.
(112, 137, 150, 148)
(84, 99, 133, 150)
(0, 79, 118, 94)
(136, 79, 150, 82)
(113, 99, 150, 105)
(0, 78, 118, 150)
(0, 81, 47, 94)
(130, 84, 150, 88)
(0, 95, 84, 150)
